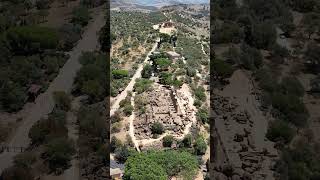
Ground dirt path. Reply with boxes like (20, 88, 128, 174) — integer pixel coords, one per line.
(0, 8, 105, 173)
(128, 93, 140, 152)
(110, 38, 160, 116)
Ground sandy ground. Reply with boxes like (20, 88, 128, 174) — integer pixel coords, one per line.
(0, 8, 106, 173)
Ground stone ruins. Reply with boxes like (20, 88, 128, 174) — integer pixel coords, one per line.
(134, 83, 194, 139)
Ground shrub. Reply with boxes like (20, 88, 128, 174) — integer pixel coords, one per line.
(13, 152, 36, 168)
(240, 44, 263, 70)
(163, 135, 174, 147)
(266, 120, 295, 143)
(142, 64, 152, 78)
(212, 59, 234, 78)
(45, 138, 75, 172)
(182, 134, 192, 148)
(111, 122, 122, 133)
(1, 166, 34, 180)
(112, 69, 129, 79)
(194, 137, 207, 155)
(151, 122, 164, 135)
(123, 104, 133, 116)
(114, 145, 131, 163)
(53, 91, 71, 111)
(134, 78, 153, 94)
(111, 136, 122, 153)
(71, 6, 90, 26)
(6, 26, 59, 54)
(196, 108, 209, 124)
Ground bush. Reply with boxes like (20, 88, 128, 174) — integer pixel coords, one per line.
(114, 145, 131, 163)
(151, 122, 164, 135)
(45, 138, 75, 172)
(71, 6, 90, 26)
(134, 78, 153, 94)
(78, 106, 106, 137)
(240, 44, 263, 70)
(212, 59, 234, 78)
(142, 64, 152, 78)
(13, 152, 36, 168)
(111, 122, 122, 133)
(163, 135, 174, 147)
(280, 76, 304, 97)
(53, 91, 71, 111)
(0, 82, 27, 112)
(271, 93, 309, 127)
(266, 120, 295, 143)
(193, 86, 206, 101)
(123, 104, 133, 116)
(111, 136, 122, 153)
(112, 69, 129, 79)
(1, 166, 34, 180)
(182, 134, 192, 148)
(196, 108, 209, 124)
(248, 22, 277, 49)
(213, 21, 243, 44)
(58, 24, 81, 51)
(194, 137, 207, 155)
(6, 26, 59, 54)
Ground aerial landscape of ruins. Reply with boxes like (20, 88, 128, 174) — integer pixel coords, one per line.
(110, 0, 210, 179)
(0, 0, 320, 179)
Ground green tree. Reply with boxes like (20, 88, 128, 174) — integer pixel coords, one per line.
(124, 150, 198, 180)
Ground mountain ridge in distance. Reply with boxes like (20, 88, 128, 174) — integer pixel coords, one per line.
(112, 0, 209, 8)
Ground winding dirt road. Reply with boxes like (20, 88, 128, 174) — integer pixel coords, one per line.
(0, 9, 105, 173)
(110, 38, 160, 116)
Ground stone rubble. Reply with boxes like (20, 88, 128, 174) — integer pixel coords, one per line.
(212, 94, 278, 180)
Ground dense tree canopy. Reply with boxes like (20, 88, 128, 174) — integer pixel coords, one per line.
(124, 150, 198, 180)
